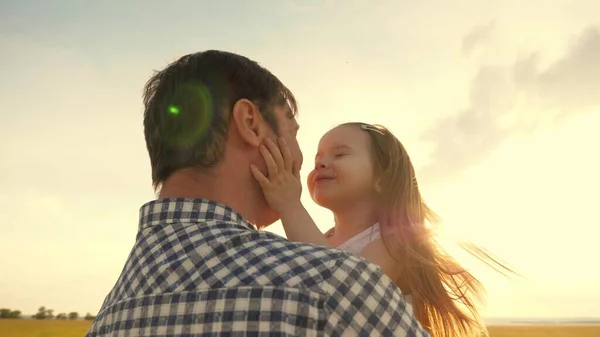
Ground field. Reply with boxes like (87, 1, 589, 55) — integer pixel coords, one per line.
(487, 325, 600, 336)
(0, 320, 599, 337)
(0, 319, 91, 337)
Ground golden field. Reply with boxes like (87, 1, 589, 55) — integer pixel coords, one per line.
(0, 319, 599, 337)
(0, 319, 91, 337)
(486, 325, 600, 336)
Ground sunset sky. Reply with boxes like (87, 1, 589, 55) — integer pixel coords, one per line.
(1, 0, 599, 319)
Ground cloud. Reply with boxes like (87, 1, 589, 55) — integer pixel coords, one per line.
(515, 27, 600, 118)
(420, 26, 600, 183)
(461, 21, 495, 56)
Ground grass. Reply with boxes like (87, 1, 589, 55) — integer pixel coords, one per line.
(0, 319, 91, 337)
(0, 319, 599, 336)
(487, 325, 600, 337)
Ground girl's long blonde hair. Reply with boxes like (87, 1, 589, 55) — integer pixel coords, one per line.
(344, 122, 514, 337)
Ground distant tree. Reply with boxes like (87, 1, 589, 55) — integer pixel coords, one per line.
(84, 313, 96, 320)
(68, 312, 79, 320)
(33, 306, 47, 319)
(33, 306, 55, 319)
(56, 313, 67, 320)
(8, 310, 21, 319)
(0, 308, 10, 318)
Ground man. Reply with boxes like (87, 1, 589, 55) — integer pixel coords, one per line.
(87, 50, 428, 336)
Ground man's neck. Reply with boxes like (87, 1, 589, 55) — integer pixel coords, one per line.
(159, 165, 268, 226)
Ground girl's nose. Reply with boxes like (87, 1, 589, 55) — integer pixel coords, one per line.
(315, 157, 329, 169)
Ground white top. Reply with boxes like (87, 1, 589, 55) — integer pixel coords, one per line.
(337, 223, 381, 254)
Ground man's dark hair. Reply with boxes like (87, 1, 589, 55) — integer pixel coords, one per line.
(143, 50, 297, 190)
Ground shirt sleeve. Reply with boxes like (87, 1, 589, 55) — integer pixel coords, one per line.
(323, 254, 430, 336)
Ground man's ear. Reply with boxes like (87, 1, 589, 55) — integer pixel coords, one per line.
(231, 99, 264, 148)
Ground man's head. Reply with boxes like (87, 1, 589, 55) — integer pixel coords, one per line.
(143, 50, 302, 226)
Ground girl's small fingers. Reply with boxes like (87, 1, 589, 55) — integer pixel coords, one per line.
(250, 164, 270, 187)
(265, 138, 285, 170)
(292, 161, 301, 179)
(260, 145, 278, 178)
(279, 138, 293, 172)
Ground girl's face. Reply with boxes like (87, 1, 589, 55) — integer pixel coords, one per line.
(307, 125, 377, 211)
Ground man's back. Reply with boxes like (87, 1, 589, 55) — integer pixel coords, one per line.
(87, 199, 428, 336)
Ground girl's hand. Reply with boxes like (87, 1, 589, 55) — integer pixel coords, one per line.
(250, 137, 302, 214)
(251, 138, 329, 247)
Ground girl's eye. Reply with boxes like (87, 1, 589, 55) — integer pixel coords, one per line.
(334, 153, 346, 158)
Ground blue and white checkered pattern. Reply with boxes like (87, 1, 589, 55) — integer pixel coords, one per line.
(87, 198, 428, 336)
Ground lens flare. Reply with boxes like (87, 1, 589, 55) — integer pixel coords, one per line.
(166, 82, 214, 148)
(168, 105, 180, 115)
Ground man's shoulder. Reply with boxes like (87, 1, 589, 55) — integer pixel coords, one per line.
(237, 229, 398, 293)
(236, 226, 381, 269)
(187, 221, 385, 289)
(135, 218, 395, 294)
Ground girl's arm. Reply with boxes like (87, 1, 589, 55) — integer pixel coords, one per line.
(278, 202, 331, 247)
(250, 137, 331, 247)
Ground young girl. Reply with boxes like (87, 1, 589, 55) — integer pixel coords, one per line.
(251, 122, 513, 337)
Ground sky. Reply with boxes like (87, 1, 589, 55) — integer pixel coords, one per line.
(0, 0, 599, 319)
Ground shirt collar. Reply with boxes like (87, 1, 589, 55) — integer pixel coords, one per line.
(138, 198, 255, 231)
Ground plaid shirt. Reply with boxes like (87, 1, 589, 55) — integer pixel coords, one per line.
(87, 198, 428, 336)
